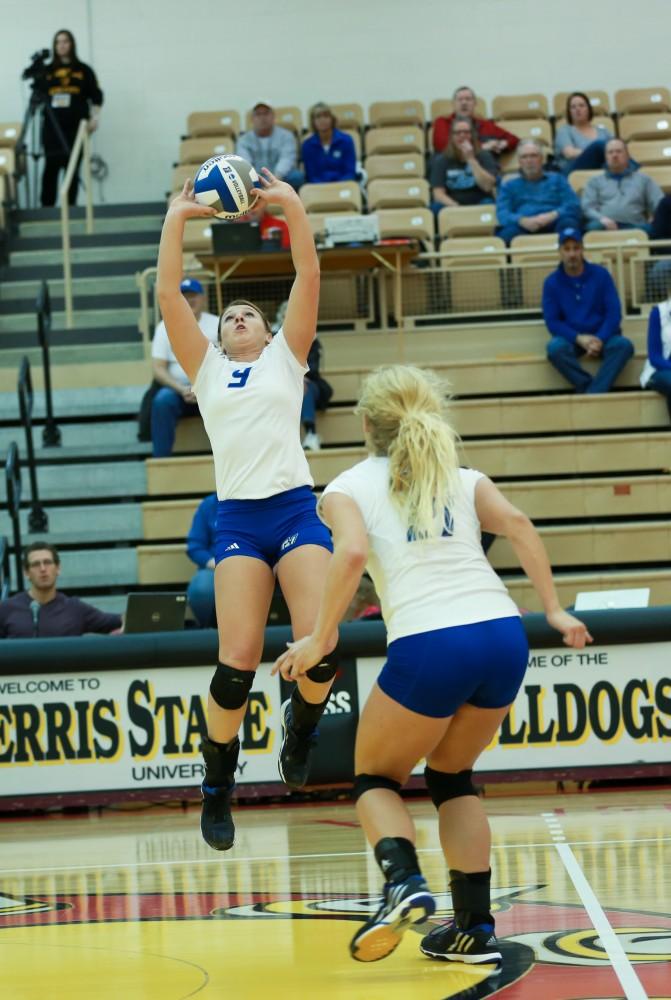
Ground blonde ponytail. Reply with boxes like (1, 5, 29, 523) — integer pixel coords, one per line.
(356, 365, 460, 539)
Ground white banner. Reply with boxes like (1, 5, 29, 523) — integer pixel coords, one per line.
(0, 642, 669, 798)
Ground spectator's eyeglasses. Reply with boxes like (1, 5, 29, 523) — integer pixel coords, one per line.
(27, 559, 56, 568)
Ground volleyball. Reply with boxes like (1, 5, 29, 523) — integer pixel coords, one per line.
(193, 154, 259, 219)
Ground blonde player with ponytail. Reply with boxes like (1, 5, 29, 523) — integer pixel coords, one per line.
(274, 364, 591, 967)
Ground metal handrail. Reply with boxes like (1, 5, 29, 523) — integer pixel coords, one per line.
(17, 357, 48, 532)
(0, 536, 11, 599)
(35, 280, 61, 446)
(5, 443, 23, 591)
(61, 118, 94, 329)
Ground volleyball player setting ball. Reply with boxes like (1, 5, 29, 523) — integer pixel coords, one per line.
(156, 161, 338, 852)
(274, 365, 592, 967)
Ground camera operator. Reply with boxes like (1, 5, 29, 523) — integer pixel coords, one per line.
(37, 29, 103, 207)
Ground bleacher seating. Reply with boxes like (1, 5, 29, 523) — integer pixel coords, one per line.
(4, 84, 671, 620)
(614, 87, 671, 116)
(491, 94, 549, 120)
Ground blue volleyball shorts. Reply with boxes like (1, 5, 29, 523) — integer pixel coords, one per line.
(214, 486, 333, 569)
(377, 616, 529, 718)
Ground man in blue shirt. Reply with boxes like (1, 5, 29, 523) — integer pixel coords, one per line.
(186, 493, 218, 627)
(542, 228, 634, 393)
(497, 140, 581, 245)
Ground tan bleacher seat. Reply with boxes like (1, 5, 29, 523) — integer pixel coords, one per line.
(491, 94, 549, 120)
(568, 169, 601, 195)
(178, 136, 234, 165)
(244, 105, 303, 135)
(619, 113, 671, 143)
(615, 87, 671, 116)
(510, 233, 559, 308)
(182, 218, 215, 252)
(365, 153, 424, 182)
(440, 236, 506, 311)
(170, 164, 197, 192)
(628, 139, 671, 166)
(0, 122, 21, 148)
(367, 178, 429, 211)
(368, 100, 425, 129)
(0, 146, 15, 175)
(187, 110, 240, 138)
(644, 166, 671, 193)
(552, 90, 611, 117)
(364, 126, 425, 157)
(437, 205, 496, 239)
(375, 208, 435, 245)
(583, 230, 649, 304)
(331, 103, 365, 133)
(499, 119, 552, 147)
(430, 97, 488, 120)
(300, 182, 362, 214)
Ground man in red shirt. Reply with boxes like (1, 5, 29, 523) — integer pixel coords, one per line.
(433, 85, 519, 156)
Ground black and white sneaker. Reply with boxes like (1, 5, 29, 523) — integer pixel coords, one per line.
(420, 921, 502, 967)
(350, 875, 436, 963)
(278, 699, 317, 790)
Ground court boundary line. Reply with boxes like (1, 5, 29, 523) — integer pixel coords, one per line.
(542, 813, 649, 1000)
(0, 835, 669, 877)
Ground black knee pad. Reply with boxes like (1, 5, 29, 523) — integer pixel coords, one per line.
(424, 767, 477, 809)
(210, 662, 255, 710)
(305, 658, 338, 683)
(352, 773, 402, 802)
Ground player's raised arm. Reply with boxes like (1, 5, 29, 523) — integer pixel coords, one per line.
(252, 168, 319, 363)
(156, 181, 216, 384)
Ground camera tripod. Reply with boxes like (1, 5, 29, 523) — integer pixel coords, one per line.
(16, 81, 81, 211)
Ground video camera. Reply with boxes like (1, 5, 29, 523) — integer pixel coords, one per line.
(22, 49, 50, 84)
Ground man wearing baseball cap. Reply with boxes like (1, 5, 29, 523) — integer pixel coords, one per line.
(235, 100, 303, 190)
(150, 277, 219, 457)
(542, 228, 634, 393)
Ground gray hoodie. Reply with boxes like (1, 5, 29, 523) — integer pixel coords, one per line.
(582, 168, 663, 226)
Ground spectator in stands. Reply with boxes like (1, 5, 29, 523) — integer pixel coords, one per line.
(582, 139, 663, 233)
(236, 101, 303, 190)
(640, 277, 671, 420)
(430, 120, 498, 215)
(496, 140, 581, 245)
(40, 29, 103, 206)
(151, 278, 219, 458)
(301, 337, 333, 451)
(647, 194, 671, 296)
(554, 92, 612, 175)
(301, 102, 357, 184)
(432, 86, 519, 156)
(542, 228, 633, 393)
(0, 542, 122, 638)
(186, 493, 218, 628)
(238, 197, 290, 249)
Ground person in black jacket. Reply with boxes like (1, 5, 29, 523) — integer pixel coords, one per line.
(301, 337, 333, 451)
(40, 29, 103, 206)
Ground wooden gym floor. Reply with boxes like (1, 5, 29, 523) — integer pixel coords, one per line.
(0, 788, 669, 999)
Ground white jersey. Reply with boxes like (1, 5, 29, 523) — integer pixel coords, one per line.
(193, 329, 313, 500)
(152, 312, 220, 385)
(321, 458, 519, 643)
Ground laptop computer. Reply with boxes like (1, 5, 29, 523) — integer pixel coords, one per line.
(211, 221, 262, 254)
(124, 593, 187, 633)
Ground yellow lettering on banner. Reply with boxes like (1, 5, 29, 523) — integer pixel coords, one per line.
(242, 693, 274, 755)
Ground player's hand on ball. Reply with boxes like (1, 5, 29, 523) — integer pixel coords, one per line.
(169, 179, 217, 219)
(546, 608, 593, 649)
(253, 167, 298, 208)
(272, 635, 326, 681)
